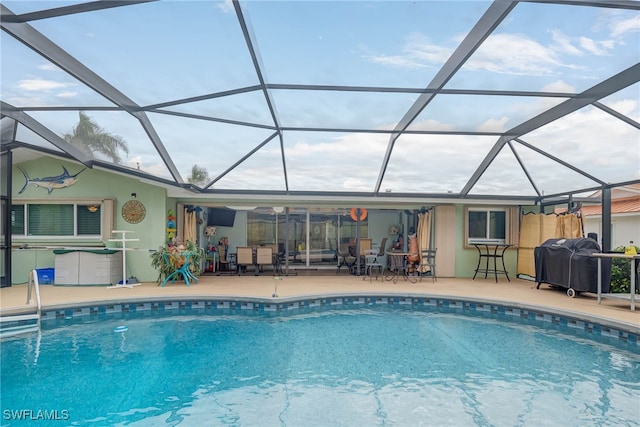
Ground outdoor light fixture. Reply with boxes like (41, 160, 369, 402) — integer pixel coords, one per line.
(131, 192, 137, 199)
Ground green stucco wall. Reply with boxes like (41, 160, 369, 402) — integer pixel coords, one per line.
(454, 205, 519, 279)
(11, 158, 168, 284)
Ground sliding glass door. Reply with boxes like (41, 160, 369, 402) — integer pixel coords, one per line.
(247, 208, 368, 268)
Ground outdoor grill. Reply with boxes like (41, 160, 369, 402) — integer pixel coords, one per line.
(534, 238, 611, 297)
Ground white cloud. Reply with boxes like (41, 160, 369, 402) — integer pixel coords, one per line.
(522, 105, 639, 185)
(17, 79, 73, 91)
(602, 99, 640, 122)
(217, 0, 234, 14)
(366, 30, 583, 76)
(365, 54, 429, 69)
(367, 27, 625, 78)
(364, 32, 450, 69)
(578, 36, 609, 56)
(128, 156, 170, 178)
(609, 15, 640, 38)
(342, 177, 370, 191)
(549, 29, 583, 56)
(540, 80, 576, 93)
(38, 63, 61, 72)
(56, 91, 77, 98)
(403, 32, 452, 64)
(407, 119, 455, 132)
(477, 116, 509, 133)
(467, 33, 573, 75)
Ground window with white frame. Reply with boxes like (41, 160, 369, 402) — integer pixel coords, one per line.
(466, 207, 506, 245)
(11, 203, 102, 237)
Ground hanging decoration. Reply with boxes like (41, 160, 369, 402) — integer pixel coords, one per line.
(205, 225, 217, 237)
(350, 207, 368, 221)
(166, 209, 177, 243)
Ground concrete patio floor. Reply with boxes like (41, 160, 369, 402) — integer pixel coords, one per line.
(1, 272, 638, 332)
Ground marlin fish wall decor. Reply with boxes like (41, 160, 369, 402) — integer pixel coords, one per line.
(18, 166, 86, 194)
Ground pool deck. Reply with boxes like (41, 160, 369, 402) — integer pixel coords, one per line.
(2, 273, 639, 332)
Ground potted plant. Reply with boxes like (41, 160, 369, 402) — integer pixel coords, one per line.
(150, 240, 203, 284)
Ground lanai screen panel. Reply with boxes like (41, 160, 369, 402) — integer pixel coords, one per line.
(282, 131, 386, 192)
(382, 134, 499, 194)
(241, 1, 489, 88)
(519, 106, 640, 191)
(445, 2, 640, 93)
(1, 1, 638, 197)
(146, 112, 277, 185)
(0, 32, 116, 108)
(407, 94, 570, 134)
(23, 1, 259, 106)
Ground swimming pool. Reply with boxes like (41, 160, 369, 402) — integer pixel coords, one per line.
(1, 296, 639, 426)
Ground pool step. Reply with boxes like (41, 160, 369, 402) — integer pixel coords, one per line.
(0, 312, 40, 339)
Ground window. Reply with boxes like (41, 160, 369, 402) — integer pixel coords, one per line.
(466, 207, 506, 244)
(11, 203, 102, 237)
(11, 204, 25, 235)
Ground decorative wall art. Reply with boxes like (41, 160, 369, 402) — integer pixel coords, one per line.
(121, 199, 147, 224)
(18, 166, 86, 194)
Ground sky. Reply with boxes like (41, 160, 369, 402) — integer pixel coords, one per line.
(2, 0, 639, 197)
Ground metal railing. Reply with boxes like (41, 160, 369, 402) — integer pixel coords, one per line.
(0, 269, 42, 338)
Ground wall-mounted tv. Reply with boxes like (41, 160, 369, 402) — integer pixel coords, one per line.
(207, 207, 236, 227)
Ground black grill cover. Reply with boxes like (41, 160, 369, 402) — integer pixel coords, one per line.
(534, 238, 611, 293)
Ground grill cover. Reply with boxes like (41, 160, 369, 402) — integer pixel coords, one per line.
(534, 238, 611, 293)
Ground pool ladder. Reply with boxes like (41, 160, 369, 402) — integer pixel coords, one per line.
(0, 270, 42, 339)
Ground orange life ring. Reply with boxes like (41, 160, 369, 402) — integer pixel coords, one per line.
(350, 207, 368, 221)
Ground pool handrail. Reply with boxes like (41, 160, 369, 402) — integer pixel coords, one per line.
(26, 269, 43, 313)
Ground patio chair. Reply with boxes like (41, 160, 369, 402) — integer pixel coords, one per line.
(256, 246, 274, 276)
(363, 254, 384, 282)
(418, 248, 437, 282)
(336, 244, 356, 274)
(356, 238, 373, 274)
(373, 237, 387, 263)
(217, 244, 230, 271)
(236, 247, 254, 275)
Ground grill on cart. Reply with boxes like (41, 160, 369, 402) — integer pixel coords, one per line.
(534, 238, 611, 298)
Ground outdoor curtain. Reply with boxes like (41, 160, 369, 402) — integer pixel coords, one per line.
(417, 210, 432, 273)
(517, 212, 584, 277)
(183, 208, 197, 244)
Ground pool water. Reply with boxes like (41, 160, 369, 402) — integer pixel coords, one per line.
(1, 305, 639, 426)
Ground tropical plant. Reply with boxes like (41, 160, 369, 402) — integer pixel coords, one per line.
(63, 111, 129, 164)
(187, 164, 210, 186)
(150, 240, 203, 284)
(609, 245, 640, 294)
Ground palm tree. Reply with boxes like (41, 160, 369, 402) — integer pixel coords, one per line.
(63, 111, 129, 164)
(187, 164, 210, 186)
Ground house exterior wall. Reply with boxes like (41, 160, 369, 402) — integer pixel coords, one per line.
(435, 205, 456, 277)
(584, 213, 640, 249)
(11, 159, 167, 284)
(8, 158, 525, 284)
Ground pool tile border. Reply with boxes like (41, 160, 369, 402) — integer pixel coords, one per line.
(39, 295, 638, 347)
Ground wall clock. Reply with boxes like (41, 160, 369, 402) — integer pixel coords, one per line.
(122, 199, 146, 224)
